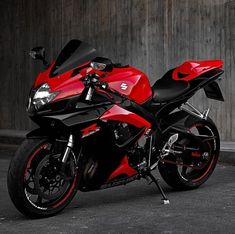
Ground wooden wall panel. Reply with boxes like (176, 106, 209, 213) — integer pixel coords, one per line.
(163, 0, 229, 140)
(0, 0, 234, 141)
(225, 1, 235, 141)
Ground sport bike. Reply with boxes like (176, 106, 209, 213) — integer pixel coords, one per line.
(7, 40, 224, 218)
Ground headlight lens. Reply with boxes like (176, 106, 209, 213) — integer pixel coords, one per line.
(28, 83, 59, 111)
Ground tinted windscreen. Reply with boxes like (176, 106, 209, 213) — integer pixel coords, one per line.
(50, 40, 99, 77)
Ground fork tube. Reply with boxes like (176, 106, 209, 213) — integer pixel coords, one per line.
(148, 135, 153, 167)
(62, 134, 74, 163)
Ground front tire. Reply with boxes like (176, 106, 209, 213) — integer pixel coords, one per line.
(7, 138, 79, 218)
(158, 116, 220, 190)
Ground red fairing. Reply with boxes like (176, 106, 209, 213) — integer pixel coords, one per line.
(100, 104, 151, 129)
(101, 66, 152, 104)
(100, 105, 150, 182)
(107, 155, 137, 181)
(81, 123, 100, 138)
(34, 63, 152, 104)
(172, 60, 223, 81)
(33, 63, 92, 102)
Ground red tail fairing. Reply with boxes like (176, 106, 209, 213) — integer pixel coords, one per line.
(172, 60, 223, 81)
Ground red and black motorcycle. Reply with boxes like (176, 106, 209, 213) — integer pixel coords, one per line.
(7, 40, 224, 218)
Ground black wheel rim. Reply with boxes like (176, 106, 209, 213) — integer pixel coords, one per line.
(24, 143, 77, 210)
(176, 122, 217, 182)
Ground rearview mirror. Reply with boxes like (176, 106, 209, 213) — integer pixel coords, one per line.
(29, 47, 49, 67)
(90, 57, 113, 72)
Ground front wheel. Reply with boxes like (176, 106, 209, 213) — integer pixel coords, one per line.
(158, 116, 220, 190)
(7, 138, 79, 218)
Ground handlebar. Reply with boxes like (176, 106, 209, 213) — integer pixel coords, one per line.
(83, 74, 108, 88)
(83, 73, 125, 102)
(83, 73, 109, 101)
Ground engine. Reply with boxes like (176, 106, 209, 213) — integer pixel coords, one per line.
(112, 122, 147, 168)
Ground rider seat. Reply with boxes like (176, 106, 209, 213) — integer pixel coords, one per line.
(152, 70, 190, 103)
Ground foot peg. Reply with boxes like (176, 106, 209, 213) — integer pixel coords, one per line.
(167, 133, 179, 148)
(146, 171, 170, 205)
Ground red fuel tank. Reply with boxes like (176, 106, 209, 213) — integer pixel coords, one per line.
(102, 66, 152, 104)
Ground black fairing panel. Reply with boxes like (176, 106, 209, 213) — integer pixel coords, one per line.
(62, 108, 106, 127)
(48, 105, 112, 128)
(79, 126, 124, 191)
(31, 105, 113, 132)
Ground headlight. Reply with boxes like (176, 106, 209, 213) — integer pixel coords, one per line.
(27, 83, 59, 111)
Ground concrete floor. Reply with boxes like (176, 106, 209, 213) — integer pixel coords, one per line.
(0, 147, 235, 233)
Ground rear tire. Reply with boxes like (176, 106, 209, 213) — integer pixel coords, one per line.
(158, 116, 220, 190)
(7, 138, 79, 218)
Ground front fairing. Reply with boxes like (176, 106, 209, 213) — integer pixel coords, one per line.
(34, 63, 87, 102)
(33, 39, 100, 102)
(28, 39, 152, 118)
(29, 64, 109, 117)
(27, 65, 88, 117)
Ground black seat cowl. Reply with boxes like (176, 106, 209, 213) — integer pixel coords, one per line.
(152, 70, 190, 103)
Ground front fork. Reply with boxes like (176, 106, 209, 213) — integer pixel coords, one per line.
(61, 134, 81, 170)
(62, 134, 74, 164)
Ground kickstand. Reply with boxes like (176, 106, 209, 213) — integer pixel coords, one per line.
(146, 171, 170, 205)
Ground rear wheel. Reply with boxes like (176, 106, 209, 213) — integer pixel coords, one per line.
(7, 138, 80, 218)
(158, 116, 220, 190)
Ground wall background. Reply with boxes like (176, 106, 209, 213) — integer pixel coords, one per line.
(0, 0, 234, 141)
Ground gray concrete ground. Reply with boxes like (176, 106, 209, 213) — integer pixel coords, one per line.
(0, 145, 235, 233)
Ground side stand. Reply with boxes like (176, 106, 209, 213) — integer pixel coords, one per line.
(145, 171, 170, 205)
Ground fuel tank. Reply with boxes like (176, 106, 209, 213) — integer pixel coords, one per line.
(102, 66, 152, 104)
